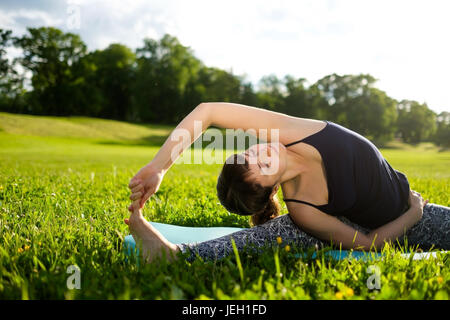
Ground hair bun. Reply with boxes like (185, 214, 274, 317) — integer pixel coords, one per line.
(251, 196, 280, 226)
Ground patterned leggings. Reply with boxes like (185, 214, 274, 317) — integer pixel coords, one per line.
(176, 203, 450, 262)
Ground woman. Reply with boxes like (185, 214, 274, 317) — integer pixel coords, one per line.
(124, 102, 450, 263)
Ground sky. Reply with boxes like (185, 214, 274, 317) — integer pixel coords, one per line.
(1, 0, 449, 114)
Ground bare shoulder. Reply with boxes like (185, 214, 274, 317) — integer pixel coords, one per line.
(201, 102, 324, 145)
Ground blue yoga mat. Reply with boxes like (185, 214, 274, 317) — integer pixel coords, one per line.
(123, 222, 447, 261)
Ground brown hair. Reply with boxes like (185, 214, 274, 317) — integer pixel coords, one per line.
(216, 153, 281, 226)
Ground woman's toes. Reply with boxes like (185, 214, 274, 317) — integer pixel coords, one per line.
(130, 191, 142, 200)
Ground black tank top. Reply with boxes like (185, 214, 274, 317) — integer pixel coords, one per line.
(283, 120, 410, 229)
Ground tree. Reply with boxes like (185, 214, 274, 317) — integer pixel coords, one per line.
(87, 44, 136, 120)
(396, 100, 437, 144)
(193, 66, 242, 102)
(256, 74, 285, 112)
(432, 111, 450, 148)
(282, 75, 314, 118)
(345, 87, 397, 144)
(0, 29, 11, 80)
(14, 27, 87, 115)
(239, 81, 259, 107)
(305, 81, 330, 120)
(0, 29, 25, 113)
(4, 26, 444, 148)
(312, 73, 397, 144)
(133, 34, 202, 123)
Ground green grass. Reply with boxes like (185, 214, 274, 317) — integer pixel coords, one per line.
(0, 112, 449, 300)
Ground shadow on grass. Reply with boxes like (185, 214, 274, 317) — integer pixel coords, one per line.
(375, 139, 449, 152)
(95, 136, 222, 148)
(95, 131, 261, 149)
(95, 134, 169, 147)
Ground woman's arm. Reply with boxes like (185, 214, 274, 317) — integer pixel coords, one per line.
(365, 205, 421, 249)
(289, 204, 376, 250)
(143, 102, 304, 174)
(128, 101, 319, 210)
(203, 102, 300, 145)
(128, 104, 211, 210)
(366, 190, 428, 249)
(148, 103, 211, 173)
(288, 190, 427, 250)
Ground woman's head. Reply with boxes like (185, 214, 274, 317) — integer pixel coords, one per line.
(216, 142, 286, 226)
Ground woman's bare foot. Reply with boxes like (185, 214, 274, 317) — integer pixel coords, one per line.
(124, 209, 180, 263)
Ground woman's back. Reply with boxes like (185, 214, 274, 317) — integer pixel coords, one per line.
(283, 120, 410, 229)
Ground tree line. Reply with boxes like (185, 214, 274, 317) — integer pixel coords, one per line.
(0, 27, 448, 147)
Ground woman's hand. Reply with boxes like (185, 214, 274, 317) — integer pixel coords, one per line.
(408, 189, 429, 221)
(128, 163, 165, 212)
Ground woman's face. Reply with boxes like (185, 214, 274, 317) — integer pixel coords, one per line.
(241, 142, 286, 187)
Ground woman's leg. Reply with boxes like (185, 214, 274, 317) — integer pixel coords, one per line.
(176, 203, 450, 262)
(125, 209, 180, 263)
(396, 203, 450, 250)
(177, 214, 336, 262)
(337, 203, 450, 250)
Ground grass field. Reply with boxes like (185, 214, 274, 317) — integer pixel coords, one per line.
(0, 112, 449, 300)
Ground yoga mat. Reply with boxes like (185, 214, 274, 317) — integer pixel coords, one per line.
(123, 222, 448, 261)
